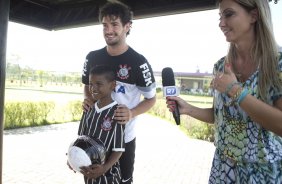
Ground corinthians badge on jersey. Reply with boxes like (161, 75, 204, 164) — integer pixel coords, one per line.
(117, 64, 131, 80)
(101, 117, 113, 131)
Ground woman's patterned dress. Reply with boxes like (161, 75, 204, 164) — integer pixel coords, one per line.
(209, 53, 282, 184)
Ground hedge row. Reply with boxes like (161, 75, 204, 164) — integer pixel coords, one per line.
(148, 98, 215, 142)
(4, 101, 82, 129)
(4, 98, 214, 142)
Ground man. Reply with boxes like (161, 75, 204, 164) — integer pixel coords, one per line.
(81, 1, 156, 183)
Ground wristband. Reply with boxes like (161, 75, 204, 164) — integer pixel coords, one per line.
(237, 88, 248, 104)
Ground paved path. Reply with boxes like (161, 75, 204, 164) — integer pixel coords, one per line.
(3, 114, 215, 184)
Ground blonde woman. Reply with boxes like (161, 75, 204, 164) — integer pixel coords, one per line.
(166, 0, 282, 183)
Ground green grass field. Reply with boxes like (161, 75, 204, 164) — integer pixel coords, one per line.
(4, 86, 214, 140)
(5, 88, 83, 103)
(5, 86, 84, 125)
(5, 87, 213, 123)
(5, 81, 83, 103)
(6, 85, 213, 106)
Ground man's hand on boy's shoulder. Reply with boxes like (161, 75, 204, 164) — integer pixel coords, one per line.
(82, 97, 95, 112)
(114, 104, 132, 125)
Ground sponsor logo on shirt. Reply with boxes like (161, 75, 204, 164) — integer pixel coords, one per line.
(117, 64, 131, 80)
(82, 59, 88, 77)
(101, 117, 113, 131)
(139, 63, 153, 86)
(116, 85, 125, 94)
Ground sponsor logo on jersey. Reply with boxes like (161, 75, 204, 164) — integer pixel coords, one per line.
(117, 64, 131, 80)
(139, 63, 153, 86)
(82, 59, 88, 76)
(101, 117, 113, 131)
(116, 85, 125, 94)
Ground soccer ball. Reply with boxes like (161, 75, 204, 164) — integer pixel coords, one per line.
(67, 135, 106, 173)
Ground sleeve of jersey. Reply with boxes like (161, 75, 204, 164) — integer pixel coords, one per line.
(136, 57, 156, 99)
(81, 52, 92, 85)
(112, 124, 125, 152)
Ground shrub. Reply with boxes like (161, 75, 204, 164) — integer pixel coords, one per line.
(148, 95, 215, 142)
(4, 102, 25, 128)
(181, 116, 215, 142)
(4, 101, 55, 129)
(67, 100, 83, 121)
(25, 102, 42, 126)
(39, 102, 55, 124)
(156, 87, 162, 93)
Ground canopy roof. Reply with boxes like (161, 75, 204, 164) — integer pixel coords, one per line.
(10, 0, 279, 30)
(10, 0, 219, 30)
(10, 0, 280, 30)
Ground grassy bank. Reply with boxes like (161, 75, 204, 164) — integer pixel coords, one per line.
(149, 93, 214, 141)
(4, 86, 214, 141)
(4, 87, 83, 128)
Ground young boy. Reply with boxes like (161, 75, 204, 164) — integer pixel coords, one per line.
(75, 65, 125, 184)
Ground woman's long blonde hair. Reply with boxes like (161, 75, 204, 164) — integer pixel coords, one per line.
(219, 0, 281, 101)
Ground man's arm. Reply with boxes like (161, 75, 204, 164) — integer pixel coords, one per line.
(131, 96, 156, 118)
(114, 96, 156, 124)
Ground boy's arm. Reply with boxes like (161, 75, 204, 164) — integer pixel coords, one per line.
(80, 151, 123, 179)
(100, 122, 125, 172)
(102, 151, 123, 172)
(81, 122, 125, 179)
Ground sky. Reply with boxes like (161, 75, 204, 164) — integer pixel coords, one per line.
(6, 2, 282, 73)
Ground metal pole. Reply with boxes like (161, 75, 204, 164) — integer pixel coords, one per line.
(0, 0, 10, 183)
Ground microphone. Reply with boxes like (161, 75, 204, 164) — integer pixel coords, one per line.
(161, 67, 180, 125)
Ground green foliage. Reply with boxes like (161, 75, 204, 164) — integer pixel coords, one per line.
(156, 87, 162, 93)
(39, 102, 55, 122)
(4, 101, 55, 128)
(25, 102, 41, 125)
(181, 116, 215, 142)
(4, 99, 84, 129)
(4, 102, 26, 128)
(67, 100, 83, 121)
(23, 102, 56, 125)
(148, 93, 215, 142)
(4, 87, 214, 143)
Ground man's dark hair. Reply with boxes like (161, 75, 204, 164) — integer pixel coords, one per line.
(90, 65, 116, 82)
(99, 1, 133, 35)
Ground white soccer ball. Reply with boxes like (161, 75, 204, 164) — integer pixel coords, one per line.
(67, 135, 106, 173)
